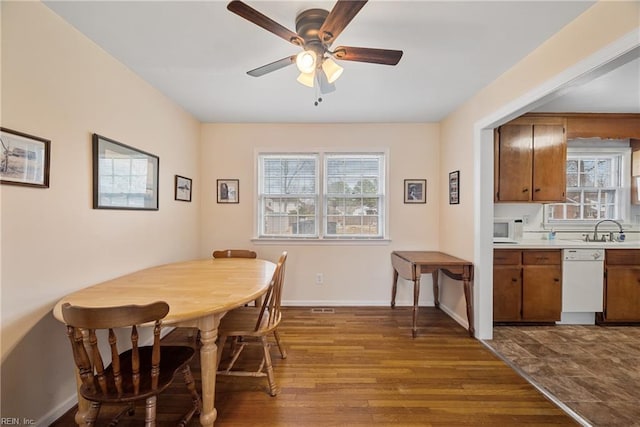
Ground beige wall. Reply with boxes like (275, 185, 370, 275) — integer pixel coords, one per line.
(199, 123, 442, 306)
(0, 2, 200, 421)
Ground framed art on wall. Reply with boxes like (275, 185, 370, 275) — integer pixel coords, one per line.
(449, 170, 460, 204)
(175, 175, 192, 202)
(404, 179, 426, 204)
(217, 179, 239, 203)
(0, 127, 50, 188)
(93, 133, 159, 210)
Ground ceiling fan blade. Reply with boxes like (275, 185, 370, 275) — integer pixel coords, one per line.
(333, 46, 403, 65)
(319, 0, 368, 44)
(247, 55, 296, 77)
(227, 1, 303, 46)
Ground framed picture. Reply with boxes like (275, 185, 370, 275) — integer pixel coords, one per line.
(175, 175, 192, 202)
(93, 133, 159, 210)
(404, 179, 426, 204)
(449, 170, 460, 204)
(217, 179, 239, 203)
(0, 127, 50, 188)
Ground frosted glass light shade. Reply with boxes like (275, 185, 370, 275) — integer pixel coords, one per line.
(321, 58, 344, 84)
(297, 71, 315, 87)
(296, 50, 317, 74)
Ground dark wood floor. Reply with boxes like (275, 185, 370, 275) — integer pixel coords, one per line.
(51, 307, 578, 426)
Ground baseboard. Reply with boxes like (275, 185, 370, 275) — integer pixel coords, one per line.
(38, 394, 79, 426)
(437, 303, 470, 330)
(281, 299, 436, 307)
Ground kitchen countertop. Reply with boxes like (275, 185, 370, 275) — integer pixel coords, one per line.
(494, 239, 640, 249)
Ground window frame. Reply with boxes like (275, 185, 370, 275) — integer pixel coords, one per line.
(544, 146, 631, 227)
(254, 149, 389, 242)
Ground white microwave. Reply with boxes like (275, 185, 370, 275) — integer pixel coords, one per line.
(493, 218, 522, 243)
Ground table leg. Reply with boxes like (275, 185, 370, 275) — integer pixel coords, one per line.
(463, 265, 475, 337)
(198, 314, 222, 427)
(391, 268, 399, 308)
(432, 270, 440, 308)
(412, 275, 420, 338)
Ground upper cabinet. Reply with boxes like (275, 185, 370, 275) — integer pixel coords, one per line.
(564, 113, 640, 140)
(494, 116, 567, 203)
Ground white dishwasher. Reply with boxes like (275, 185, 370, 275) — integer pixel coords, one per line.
(559, 248, 605, 325)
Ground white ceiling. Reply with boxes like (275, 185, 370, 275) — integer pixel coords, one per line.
(42, 0, 637, 123)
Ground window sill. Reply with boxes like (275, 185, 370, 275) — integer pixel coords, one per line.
(251, 237, 391, 246)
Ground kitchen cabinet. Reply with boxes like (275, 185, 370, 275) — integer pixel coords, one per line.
(494, 117, 567, 202)
(493, 250, 521, 321)
(602, 249, 640, 322)
(632, 140, 640, 205)
(493, 249, 562, 323)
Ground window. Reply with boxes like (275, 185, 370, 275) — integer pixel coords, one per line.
(545, 147, 630, 224)
(257, 152, 386, 239)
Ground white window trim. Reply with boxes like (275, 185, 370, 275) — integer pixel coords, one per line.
(544, 146, 631, 228)
(252, 147, 390, 243)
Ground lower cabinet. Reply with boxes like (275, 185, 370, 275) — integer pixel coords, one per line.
(603, 249, 640, 322)
(494, 249, 562, 323)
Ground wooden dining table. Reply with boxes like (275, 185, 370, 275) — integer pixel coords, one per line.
(52, 257, 276, 427)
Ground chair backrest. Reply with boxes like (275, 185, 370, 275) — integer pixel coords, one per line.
(254, 251, 288, 332)
(212, 249, 257, 259)
(61, 301, 170, 397)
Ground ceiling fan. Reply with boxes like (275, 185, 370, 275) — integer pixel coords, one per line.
(227, 0, 403, 98)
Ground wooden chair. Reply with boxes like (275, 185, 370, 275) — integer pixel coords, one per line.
(216, 251, 288, 396)
(61, 301, 201, 427)
(212, 249, 257, 259)
(212, 249, 260, 307)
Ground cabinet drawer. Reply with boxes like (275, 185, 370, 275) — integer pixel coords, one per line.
(606, 249, 640, 266)
(522, 250, 561, 265)
(494, 250, 521, 265)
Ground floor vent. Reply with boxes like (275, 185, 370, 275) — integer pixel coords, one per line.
(311, 307, 335, 314)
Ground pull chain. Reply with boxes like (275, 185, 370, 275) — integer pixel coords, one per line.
(313, 81, 322, 106)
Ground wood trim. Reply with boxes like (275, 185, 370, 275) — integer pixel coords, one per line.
(506, 115, 566, 126)
(518, 113, 640, 139)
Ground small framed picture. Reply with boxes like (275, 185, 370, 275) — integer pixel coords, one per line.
(175, 175, 192, 202)
(449, 170, 460, 205)
(1, 127, 51, 188)
(217, 179, 239, 203)
(404, 179, 426, 204)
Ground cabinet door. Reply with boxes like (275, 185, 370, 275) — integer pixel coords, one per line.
(532, 124, 566, 202)
(605, 267, 640, 321)
(522, 266, 562, 321)
(493, 266, 522, 321)
(496, 124, 532, 201)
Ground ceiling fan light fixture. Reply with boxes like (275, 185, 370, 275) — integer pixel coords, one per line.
(321, 58, 344, 84)
(296, 50, 317, 74)
(297, 71, 315, 87)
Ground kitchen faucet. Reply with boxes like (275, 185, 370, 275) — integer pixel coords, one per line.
(590, 219, 624, 242)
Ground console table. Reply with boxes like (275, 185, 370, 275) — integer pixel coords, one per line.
(391, 251, 474, 338)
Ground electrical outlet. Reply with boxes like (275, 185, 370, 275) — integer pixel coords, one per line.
(315, 273, 323, 285)
(523, 215, 529, 225)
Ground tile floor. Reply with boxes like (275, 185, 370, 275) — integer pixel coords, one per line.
(484, 325, 640, 427)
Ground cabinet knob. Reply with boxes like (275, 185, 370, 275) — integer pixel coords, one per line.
(512, 278, 518, 283)
(554, 278, 560, 282)
(522, 188, 529, 193)
(534, 188, 541, 192)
